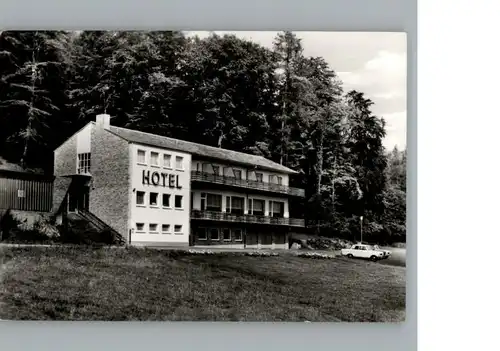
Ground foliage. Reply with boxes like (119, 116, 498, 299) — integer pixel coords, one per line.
(0, 209, 20, 240)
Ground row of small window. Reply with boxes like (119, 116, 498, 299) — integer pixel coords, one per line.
(198, 163, 283, 185)
(137, 150, 184, 170)
(197, 228, 243, 241)
(136, 191, 183, 209)
(135, 223, 183, 234)
(202, 193, 285, 216)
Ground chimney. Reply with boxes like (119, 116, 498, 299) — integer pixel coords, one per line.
(96, 114, 111, 130)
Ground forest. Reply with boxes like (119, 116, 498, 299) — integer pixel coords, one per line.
(0, 31, 406, 244)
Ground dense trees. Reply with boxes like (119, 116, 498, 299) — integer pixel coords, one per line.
(0, 30, 406, 244)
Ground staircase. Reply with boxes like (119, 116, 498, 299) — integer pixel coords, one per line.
(66, 210, 125, 245)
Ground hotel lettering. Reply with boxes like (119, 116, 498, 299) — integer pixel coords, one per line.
(142, 170, 182, 189)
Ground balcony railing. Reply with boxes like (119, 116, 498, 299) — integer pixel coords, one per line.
(191, 210, 305, 227)
(191, 171, 305, 197)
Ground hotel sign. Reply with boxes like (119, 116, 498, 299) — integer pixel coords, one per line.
(142, 170, 182, 189)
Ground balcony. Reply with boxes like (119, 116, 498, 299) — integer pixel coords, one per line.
(190, 171, 305, 197)
(191, 210, 305, 227)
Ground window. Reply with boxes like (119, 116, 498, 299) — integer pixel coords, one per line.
(255, 172, 263, 182)
(270, 201, 284, 217)
(136, 223, 145, 232)
(210, 228, 219, 241)
(233, 169, 242, 180)
(162, 224, 171, 234)
(277, 176, 283, 185)
(223, 229, 231, 241)
(137, 150, 146, 164)
(149, 192, 159, 207)
(269, 175, 276, 184)
(174, 225, 183, 234)
(197, 228, 207, 240)
(250, 199, 265, 215)
(77, 153, 91, 174)
(163, 154, 172, 168)
(228, 196, 244, 215)
(175, 156, 184, 170)
(233, 229, 243, 242)
(162, 194, 171, 208)
(206, 193, 222, 212)
(174, 195, 183, 209)
(149, 223, 158, 233)
(212, 165, 220, 175)
(136, 191, 145, 206)
(150, 152, 159, 166)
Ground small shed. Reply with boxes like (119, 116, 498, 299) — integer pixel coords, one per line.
(0, 169, 54, 212)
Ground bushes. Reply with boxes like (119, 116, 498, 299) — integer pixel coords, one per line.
(295, 252, 336, 259)
(1, 210, 52, 243)
(0, 210, 122, 246)
(0, 209, 19, 241)
(306, 237, 352, 251)
(58, 226, 123, 246)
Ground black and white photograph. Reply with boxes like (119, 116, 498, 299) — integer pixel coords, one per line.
(0, 30, 407, 322)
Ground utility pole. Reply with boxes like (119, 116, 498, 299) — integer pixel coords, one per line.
(360, 215, 363, 243)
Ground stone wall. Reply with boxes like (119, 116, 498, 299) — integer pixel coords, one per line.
(89, 127, 130, 240)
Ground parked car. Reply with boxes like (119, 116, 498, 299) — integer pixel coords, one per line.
(373, 245, 391, 259)
(340, 244, 384, 261)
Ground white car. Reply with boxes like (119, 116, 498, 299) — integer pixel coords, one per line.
(373, 245, 391, 259)
(340, 244, 385, 261)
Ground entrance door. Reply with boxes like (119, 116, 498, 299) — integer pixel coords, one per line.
(68, 186, 90, 213)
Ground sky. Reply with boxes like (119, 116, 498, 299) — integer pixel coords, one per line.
(186, 31, 407, 151)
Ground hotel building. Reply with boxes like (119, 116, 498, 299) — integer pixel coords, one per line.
(52, 114, 306, 249)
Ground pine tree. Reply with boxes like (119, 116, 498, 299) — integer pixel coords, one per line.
(0, 31, 71, 169)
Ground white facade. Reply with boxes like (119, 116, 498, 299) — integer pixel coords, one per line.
(76, 124, 92, 154)
(128, 143, 192, 245)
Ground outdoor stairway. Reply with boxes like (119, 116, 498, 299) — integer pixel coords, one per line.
(66, 210, 125, 245)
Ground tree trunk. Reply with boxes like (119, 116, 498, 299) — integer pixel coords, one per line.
(217, 129, 224, 148)
(21, 46, 37, 169)
(316, 127, 324, 195)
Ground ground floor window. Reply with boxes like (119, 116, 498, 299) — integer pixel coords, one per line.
(136, 223, 145, 233)
(210, 228, 219, 241)
(149, 223, 159, 233)
(197, 228, 207, 240)
(174, 225, 183, 234)
(223, 228, 231, 241)
(233, 229, 243, 241)
(162, 224, 171, 234)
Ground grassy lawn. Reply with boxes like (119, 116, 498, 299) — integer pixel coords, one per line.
(0, 246, 405, 322)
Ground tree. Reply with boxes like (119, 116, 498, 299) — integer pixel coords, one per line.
(272, 31, 306, 166)
(345, 90, 388, 220)
(181, 33, 278, 155)
(0, 31, 71, 170)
